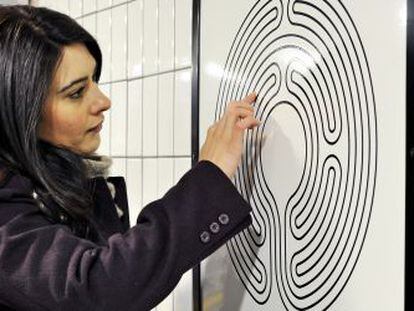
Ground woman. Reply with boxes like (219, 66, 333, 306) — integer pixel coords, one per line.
(0, 5, 260, 311)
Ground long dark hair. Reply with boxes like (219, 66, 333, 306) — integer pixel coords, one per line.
(0, 5, 103, 224)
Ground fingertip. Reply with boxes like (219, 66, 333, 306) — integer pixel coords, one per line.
(245, 92, 257, 102)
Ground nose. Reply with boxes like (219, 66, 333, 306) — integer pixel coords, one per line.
(91, 83, 111, 114)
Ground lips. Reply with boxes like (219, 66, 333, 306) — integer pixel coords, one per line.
(88, 120, 104, 133)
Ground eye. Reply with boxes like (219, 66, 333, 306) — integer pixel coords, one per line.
(69, 86, 86, 100)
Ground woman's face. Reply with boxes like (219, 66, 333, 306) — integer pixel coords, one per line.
(38, 43, 111, 155)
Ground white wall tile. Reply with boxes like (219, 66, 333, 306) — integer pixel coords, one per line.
(110, 157, 127, 178)
(174, 70, 191, 155)
(127, 80, 142, 156)
(157, 158, 174, 198)
(174, 158, 191, 182)
(158, 74, 174, 156)
(69, 0, 82, 18)
(126, 159, 142, 224)
(142, 76, 158, 156)
(112, 0, 125, 5)
(142, 158, 158, 207)
(83, 0, 96, 15)
(175, 0, 191, 68)
(128, 0, 143, 78)
(157, 293, 174, 311)
(111, 4, 127, 81)
(97, 10, 112, 83)
(44, 0, 58, 11)
(55, 0, 69, 15)
(174, 270, 193, 311)
(35, 0, 48, 7)
(82, 14, 96, 38)
(77, 17, 84, 27)
(97, 0, 112, 10)
(97, 84, 111, 155)
(110, 82, 127, 156)
(143, 0, 159, 75)
(159, 0, 175, 72)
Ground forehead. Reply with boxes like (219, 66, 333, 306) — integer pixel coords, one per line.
(52, 43, 96, 90)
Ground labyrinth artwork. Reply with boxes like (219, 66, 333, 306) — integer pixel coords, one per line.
(210, 0, 378, 310)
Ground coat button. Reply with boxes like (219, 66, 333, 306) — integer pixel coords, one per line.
(200, 231, 211, 243)
(209, 222, 220, 234)
(59, 213, 68, 223)
(218, 213, 230, 225)
(32, 191, 38, 200)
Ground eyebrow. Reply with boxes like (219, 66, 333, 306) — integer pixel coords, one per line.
(57, 63, 98, 94)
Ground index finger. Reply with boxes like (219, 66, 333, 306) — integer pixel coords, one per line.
(242, 92, 257, 105)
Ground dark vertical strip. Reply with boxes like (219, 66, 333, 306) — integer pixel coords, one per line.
(407, 0, 413, 310)
(191, 0, 201, 311)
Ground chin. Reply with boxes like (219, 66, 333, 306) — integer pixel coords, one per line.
(79, 136, 101, 156)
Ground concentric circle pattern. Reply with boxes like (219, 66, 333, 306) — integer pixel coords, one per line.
(214, 0, 377, 310)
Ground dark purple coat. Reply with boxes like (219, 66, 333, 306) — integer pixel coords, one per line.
(0, 160, 252, 310)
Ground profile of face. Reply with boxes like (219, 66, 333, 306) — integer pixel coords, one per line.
(38, 43, 111, 156)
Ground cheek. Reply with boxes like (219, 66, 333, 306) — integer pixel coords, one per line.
(48, 106, 88, 142)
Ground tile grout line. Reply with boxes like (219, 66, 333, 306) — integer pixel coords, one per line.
(140, 0, 145, 214)
(110, 155, 191, 159)
(74, 0, 137, 19)
(125, 1, 130, 186)
(156, 0, 160, 209)
(109, 1, 113, 161)
(99, 66, 192, 85)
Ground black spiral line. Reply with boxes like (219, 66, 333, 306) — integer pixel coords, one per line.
(214, 0, 378, 310)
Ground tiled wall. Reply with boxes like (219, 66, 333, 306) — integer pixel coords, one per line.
(31, 1, 193, 310)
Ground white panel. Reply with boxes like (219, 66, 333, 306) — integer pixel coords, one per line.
(96, 10, 112, 83)
(199, 1, 406, 310)
(110, 82, 127, 156)
(159, 0, 175, 72)
(174, 70, 191, 156)
(127, 80, 142, 156)
(142, 76, 158, 156)
(126, 159, 142, 224)
(112, 0, 124, 5)
(175, 0, 191, 68)
(82, 14, 96, 38)
(82, 0, 96, 15)
(97, 0, 112, 10)
(157, 158, 174, 198)
(127, 0, 143, 78)
(143, 0, 159, 75)
(142, 158, 158, 207)
(158, 74, 174, 156)
(96, 84, 111, 155)
(69, 0, 82, 18)
(109, 157, 126, 178)
(111, 4, 127, 81)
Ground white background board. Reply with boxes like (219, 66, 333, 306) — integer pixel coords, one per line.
(199, 0, 406, 310)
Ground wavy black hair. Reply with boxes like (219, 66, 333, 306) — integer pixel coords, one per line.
(0, 5, 103, 224)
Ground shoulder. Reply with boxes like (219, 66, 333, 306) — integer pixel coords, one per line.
(0, 163, 33, 203)
(0, 161, 13, 188)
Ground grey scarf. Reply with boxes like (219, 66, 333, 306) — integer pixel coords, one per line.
(82, 154, 124, 218)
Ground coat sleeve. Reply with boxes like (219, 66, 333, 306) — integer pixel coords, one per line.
(0, 160, 252, 311)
